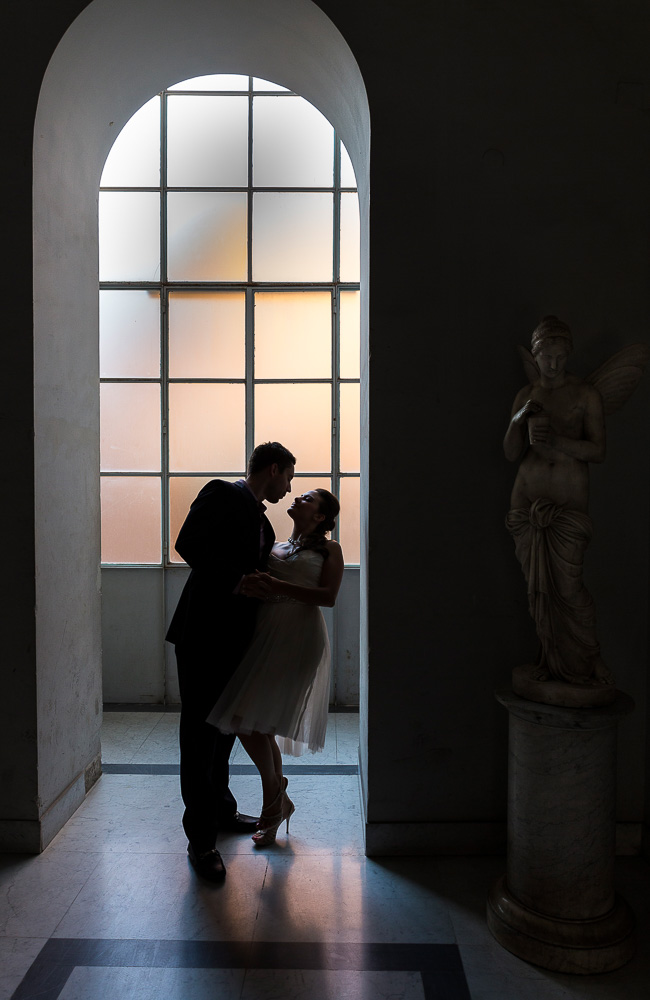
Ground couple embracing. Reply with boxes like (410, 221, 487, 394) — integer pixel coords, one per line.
(166, 442, 344, 881)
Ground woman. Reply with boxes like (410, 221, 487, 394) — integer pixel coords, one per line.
(207, 488, 343, 846)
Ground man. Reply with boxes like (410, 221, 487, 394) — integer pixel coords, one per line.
(166, 441, 296, 880)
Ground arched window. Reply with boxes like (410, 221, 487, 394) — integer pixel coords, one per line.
(99, 74, 360, 566)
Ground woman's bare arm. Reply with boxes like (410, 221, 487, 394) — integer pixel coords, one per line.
(242, 541, 344, 607)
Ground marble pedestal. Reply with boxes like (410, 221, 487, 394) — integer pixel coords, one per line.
(487, 688, 635, 974)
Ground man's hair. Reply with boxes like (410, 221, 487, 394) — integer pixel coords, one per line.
(247, 441, 296, 476)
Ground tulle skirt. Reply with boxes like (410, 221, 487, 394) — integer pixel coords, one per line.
(206, 599, 331, 755)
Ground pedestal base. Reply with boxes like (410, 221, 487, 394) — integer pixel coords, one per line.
(488, 688, 635, 974)
(487, 874, 635, 974)
(512, 664, 617, 708)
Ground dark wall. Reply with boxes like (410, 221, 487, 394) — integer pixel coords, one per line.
(319, 0, 650, 826)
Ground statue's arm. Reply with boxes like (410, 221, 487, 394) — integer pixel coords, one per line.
(503, 387, 541, 462)
(547, 386, 606, 463)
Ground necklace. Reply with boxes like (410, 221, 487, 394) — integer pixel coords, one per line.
(287, 535, 303, 551)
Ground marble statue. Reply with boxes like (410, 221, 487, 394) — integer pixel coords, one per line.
(504, 316, 648, 705)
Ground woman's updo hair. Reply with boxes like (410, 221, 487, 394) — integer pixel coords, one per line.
(531, 315, 573, 357)
(295, 488, 340, 558)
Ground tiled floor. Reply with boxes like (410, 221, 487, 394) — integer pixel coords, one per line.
(2, 711, 650, 999)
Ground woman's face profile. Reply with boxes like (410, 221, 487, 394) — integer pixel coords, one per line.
(288, 491, 323, 526)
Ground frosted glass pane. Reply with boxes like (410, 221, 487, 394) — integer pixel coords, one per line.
(254, 291, 331, 379)
(253, 78, 289, 92)
(101, 383, 161, 472)
(100, 290, 160, 378)
(101, 476, 161, 564)
(255, 383, 330, 472)
(169, 74, 249, 91)
(99, 192, 160, 281)
(253, 96, 333, 187)
(340, 291, 360, 379)
(340, 141, 357, 188)
(264, 476, 331, 544)
(253, 193, 332, 281)
(169, 475, 223, 563)
(100, 96, 160, 187)
(169, 292, 245, 378)
(340, 192, 360, 283)
(167, 96, 248, 187)
(169, 383, 245, 471)
(340, 383, 360, 473)
(339, 477, 360, 564)
(167, 192, 247, 280)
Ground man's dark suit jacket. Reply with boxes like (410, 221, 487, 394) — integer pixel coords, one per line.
(166, 479, 275, 707)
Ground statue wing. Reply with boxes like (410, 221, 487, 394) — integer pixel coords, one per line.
(585, 344, 650, 415)
(517, 345, 539, 386)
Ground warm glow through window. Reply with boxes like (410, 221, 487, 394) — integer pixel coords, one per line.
(99, 75, 360, 564)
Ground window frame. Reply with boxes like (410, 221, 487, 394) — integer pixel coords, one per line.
(99, 76, 360, 567)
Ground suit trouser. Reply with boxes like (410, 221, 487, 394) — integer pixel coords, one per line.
(175, 646, 238, 851)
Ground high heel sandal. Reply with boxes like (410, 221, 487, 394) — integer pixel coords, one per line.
(252, 779, 295, 847)
(282, 779, 295, 833)
(252, 786, 284, 847)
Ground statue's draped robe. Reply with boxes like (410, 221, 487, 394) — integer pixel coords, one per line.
(506, 498, 601, 683)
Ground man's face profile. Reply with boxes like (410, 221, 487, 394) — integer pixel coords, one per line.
(265, 463, 295, 503)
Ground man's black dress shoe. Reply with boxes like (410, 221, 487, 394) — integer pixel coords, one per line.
(220, 812, 259, 833)
(187, 844, 226, 881)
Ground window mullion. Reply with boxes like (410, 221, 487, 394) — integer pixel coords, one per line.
(332, 137, 342, 541)
(247, 79, 254, 283)
(332, 289, 340, 543)
(246, 287, 255, 461)
(161, 290, 170, 564)
(246, 78, 255, 463)
(333, 134, 341, 284)
(161, 92, 170, 565)
(161, 93, 168, 284)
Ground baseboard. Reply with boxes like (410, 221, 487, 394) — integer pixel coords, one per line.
(39, 771, 88, 850)
(102, 702, 360, 713)
(85, 752, 102, 793)
(0, 752, 102, 854)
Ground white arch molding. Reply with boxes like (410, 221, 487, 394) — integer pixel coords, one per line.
(33, 0, 369, 849)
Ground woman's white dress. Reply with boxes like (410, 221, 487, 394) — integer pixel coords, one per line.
(206, 547, 330, 755)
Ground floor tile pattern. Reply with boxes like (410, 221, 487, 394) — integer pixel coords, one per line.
(3, 712, 650, 1000)
(12, 939, 470, 1000)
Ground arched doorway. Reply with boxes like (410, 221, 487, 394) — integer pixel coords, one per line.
(32, 0, 369, 849)
(98, 73, 361, 708)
